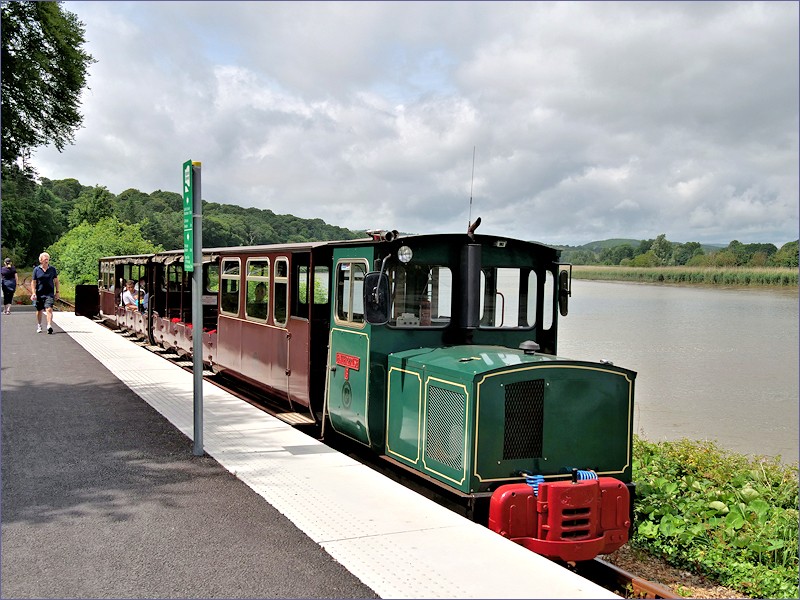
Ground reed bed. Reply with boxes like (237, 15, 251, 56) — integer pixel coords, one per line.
(572, 266, 798, 288)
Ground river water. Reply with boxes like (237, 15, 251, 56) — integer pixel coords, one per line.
(557, 280, 799, 463)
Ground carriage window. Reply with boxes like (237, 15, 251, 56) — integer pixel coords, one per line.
(335, 261, 366, 324)
(314, 266, 329, 304)
(479, 268, 537, 329)
(245, 259, 269, 321)
(206, 264, 219, 293)
(293, 257, 310, 320)
(221, 259, 241, 316)
(274, 258, 288, 326)
(388, 264, 452, 328)
(101, 263, 113, 290)
(168, 264, 182, 292)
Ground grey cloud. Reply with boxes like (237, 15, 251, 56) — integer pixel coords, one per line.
(31, 1, 799, 247)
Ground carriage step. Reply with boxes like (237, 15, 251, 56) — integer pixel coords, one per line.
(275, 412, 316, 426)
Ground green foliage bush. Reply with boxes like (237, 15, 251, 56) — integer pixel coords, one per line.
(47, 217, 162, 284)
(631, 436, 799, 598)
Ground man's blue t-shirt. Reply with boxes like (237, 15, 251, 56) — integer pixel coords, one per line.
(33, 265, 58, 296)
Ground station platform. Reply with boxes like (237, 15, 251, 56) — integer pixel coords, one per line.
(1, 308, 619, 599)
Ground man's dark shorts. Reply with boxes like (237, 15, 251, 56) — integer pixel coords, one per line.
(35, 295, 55, 311)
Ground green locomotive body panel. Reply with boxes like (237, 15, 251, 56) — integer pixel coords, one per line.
(386, 345, 635, 494)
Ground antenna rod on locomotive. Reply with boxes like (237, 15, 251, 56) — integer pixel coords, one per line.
(468, 145, 476, 228)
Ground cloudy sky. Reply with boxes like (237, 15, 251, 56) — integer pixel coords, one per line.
(30, 1, 799, 246)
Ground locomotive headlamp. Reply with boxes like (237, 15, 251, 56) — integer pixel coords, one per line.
(397, 246, 413, 263)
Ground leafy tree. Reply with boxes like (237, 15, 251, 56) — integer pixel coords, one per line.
(40, 176, 85, 220)
(46, 216, 162, 284)
(711, 250, 738, 267)
(772, 241, 799, 268)
(68, 185, 115, 227)
(600, 243, 635, 265)
(115, 188, 152, 224)
(561, 249, 596, 264)
(141, 212, 182, 250)
(637, 239, 654, 256)
(1, 164, 36, 262)
(631, 250, 660, 267)
(1, 164, 66, 265)
(672, 242, 703, 266)
(650, 234, 673, 265)
(40, 176, 85, 204)
(1, 1, 95, 168)
(202, 214, 247, 248)
(29, 186, 66, 247)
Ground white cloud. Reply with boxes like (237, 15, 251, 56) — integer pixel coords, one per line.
(29, 0, 799, 247)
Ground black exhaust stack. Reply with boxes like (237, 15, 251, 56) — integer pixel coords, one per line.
(460, 243, 481, 337)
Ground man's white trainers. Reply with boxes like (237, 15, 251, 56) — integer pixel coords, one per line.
(36, 324, 42, 333)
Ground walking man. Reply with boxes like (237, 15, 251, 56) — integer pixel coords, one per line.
(31, 252, 60, 334)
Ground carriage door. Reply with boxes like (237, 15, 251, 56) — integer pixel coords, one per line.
(327, 259, 371, 446)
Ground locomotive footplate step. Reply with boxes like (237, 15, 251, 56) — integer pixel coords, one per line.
(274, 412, 315, 426)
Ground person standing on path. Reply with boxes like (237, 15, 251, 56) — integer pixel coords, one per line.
(30, 252, 60, 334)
(1, 257, 19, 314)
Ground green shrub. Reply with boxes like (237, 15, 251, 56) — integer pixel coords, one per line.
(631, 436, 799, 598)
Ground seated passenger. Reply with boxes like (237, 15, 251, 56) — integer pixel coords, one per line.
(122, 280, 138, 310)
(139, 288, 149, 311)
(249, 282, 267, 319)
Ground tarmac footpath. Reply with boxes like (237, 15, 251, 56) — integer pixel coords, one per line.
(0, 307, 378, 599)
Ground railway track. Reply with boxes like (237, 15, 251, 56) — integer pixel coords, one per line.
(85, 312, 678, 599)
(573, 558, 678, 598)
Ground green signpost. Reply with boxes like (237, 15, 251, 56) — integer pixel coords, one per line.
(183, 159, 194, 271)
(183, 159, 203, 456)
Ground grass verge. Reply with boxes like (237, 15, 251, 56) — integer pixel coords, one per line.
(573, 266, 798, 287)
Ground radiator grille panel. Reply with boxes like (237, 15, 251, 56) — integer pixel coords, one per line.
(503, 379, 545, 460)
(426, 386, 466, 470)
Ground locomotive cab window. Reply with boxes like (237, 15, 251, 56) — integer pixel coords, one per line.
(245, 259, 269, 321)
(220, 259, 241, 316)
(542, 270, 555, 331)
(479, 267, 537, 329)
(335, 261, 366, 325)
(388, 264, 452, 328)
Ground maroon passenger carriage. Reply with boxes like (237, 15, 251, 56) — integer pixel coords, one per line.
(99, 242, 335, 422)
